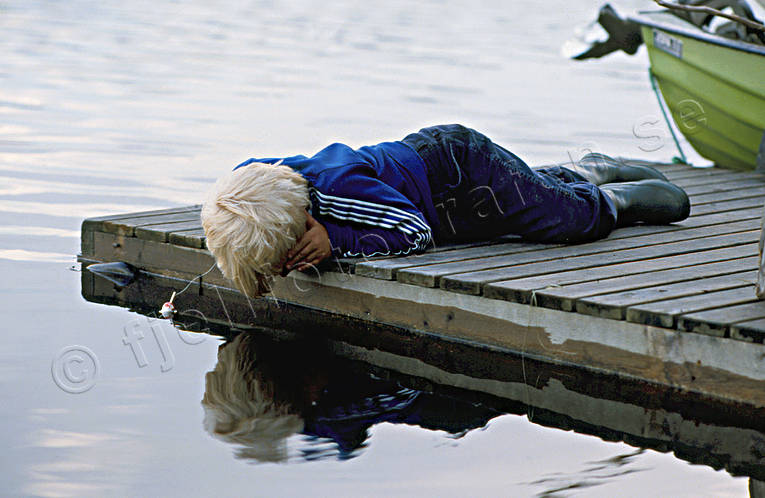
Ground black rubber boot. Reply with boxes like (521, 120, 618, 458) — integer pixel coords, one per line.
(569, 153, 669, 185)
(600, 179, 690, 227)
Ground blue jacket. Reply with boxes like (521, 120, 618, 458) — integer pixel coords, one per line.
(234, 141, 438, 258)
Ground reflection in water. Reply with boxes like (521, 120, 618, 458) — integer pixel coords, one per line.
(202, 332, 498, 463)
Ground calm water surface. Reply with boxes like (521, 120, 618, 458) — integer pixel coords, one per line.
(0, 0, 745, 496)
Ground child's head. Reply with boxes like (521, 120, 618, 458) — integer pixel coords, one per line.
(201, 162, 310, 297)
(202, 332, 305, 462)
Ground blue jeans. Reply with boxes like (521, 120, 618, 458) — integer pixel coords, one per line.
(401, 124, 617, 244)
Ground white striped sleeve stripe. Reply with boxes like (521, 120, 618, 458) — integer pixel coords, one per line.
(310, 188, 431, 233)
(311, 199, 423, 235)
(308, 187, 432, 256)
(311, 194, 429, 235)
(314, 205, 418, 234)
(309, 188, 431, 236)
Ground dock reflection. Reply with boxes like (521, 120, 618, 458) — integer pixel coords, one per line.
(202, 331, 499, 462)
(81, 264, 765, 488)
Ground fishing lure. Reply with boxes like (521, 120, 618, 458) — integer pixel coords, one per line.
(159, 262, 217, 319)
(159, 291, 177, 319)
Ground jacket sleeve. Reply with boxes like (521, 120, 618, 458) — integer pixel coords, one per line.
(309, 163, 433, 258)
(319, 217, 429, 258)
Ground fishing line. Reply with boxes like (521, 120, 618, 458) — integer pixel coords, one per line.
(521, 289, 537, 420)
(159, 262, 217, 318)
(177, 262, 217, 297)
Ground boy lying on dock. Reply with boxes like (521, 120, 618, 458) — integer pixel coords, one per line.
(202, 124, 690, 297)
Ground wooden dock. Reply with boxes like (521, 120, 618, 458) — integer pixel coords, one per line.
(79, 160, 765, 409)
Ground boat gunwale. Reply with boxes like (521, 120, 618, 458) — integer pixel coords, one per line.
(629, 10, 765, 56)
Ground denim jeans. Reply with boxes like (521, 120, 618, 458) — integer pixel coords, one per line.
(401, 124, 617, 244)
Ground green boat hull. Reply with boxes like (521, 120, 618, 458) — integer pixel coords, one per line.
(633, 12, 765, 171)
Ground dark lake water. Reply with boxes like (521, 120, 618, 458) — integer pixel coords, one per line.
(0, 0, 754, 496)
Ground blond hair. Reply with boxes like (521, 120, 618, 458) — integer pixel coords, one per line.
(202, 333, 304, 462)
(201, 162, 310, 297)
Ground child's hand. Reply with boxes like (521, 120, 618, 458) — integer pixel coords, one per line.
(283, 210, 331, 274)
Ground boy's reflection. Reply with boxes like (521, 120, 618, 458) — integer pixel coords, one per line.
(202, 332, 500, 463)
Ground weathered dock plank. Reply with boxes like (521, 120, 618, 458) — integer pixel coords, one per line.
(671, 171, 765, 187)
(435, 231, 756, 295)
(689, 197, 764, 216)
(354, 224, 683, 281)
(80, 205, 201, 255)
(575, 269, 756, 321)
(134, 219, 204, 243)
(484, 248, 757, 307)
(100, 207, 201, 236)
(354, 240, 554, 280)
(661, 166, 756, 180)
(679, 299, 765, 337)
(168, 228, 206, 249)
(681, 178, 765, 196)
(81, 205, 201, 231)
(332, 239, 503, 276)
(516, 257, 757, 314)
(407, 223, 755, 291)
(692, 186, 765, 204)
(628, 287, 760, 335)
